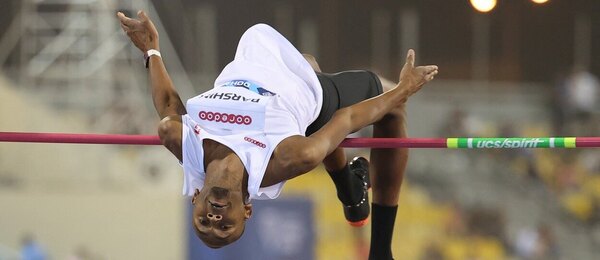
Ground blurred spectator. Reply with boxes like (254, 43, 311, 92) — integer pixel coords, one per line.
(515, 224, 559, 260)
(579, 150, 600, 174)
(444, 201, 467, 236)
(536, 224, 559, 259)
(66, 245, 99, 260)
(467, 207, 506, 240)
(553, 153, 583, 194)
(551, 70, 569, 135)
(587, 197, 600, 226)
(564, 68, 599, 136)
(20, 234, 47, 260)
(438, 107, 469, 137)
(420, 242, 444, 260)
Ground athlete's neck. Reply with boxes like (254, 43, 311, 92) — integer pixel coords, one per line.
(202, 139, 249, 199)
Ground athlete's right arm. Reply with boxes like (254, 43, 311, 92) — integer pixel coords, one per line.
(262, 50, 437, 186)
(118, 10, 185, 160)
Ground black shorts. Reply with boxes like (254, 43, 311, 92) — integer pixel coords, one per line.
(305, 70, 384, 136)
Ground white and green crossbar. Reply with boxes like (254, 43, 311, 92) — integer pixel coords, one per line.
(340, 137, 599, 148)
(445, 137, 580, 148)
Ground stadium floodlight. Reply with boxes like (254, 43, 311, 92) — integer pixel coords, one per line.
(470, 0, 497, 13)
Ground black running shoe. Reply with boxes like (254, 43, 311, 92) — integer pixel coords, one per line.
(344, 157, 371, 227)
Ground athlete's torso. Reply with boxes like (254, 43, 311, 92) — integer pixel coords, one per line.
(181, 24, 322, 200)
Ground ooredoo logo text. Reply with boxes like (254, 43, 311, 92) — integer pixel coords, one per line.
(198, 111, 252, 125)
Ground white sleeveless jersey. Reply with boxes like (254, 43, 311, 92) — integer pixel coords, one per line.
(180, 24, 322, 200)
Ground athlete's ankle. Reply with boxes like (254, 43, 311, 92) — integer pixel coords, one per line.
(327, 159, 365, 205)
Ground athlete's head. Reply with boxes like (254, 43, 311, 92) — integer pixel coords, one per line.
(191, 186, 252, 248)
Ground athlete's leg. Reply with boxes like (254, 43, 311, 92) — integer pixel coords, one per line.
(304, 53, 347, 172)
(371, 78, 407, 205)
(369, 77, 407, 260)
(323, 147, 347, 172)
(303, 53, 369, 224)
(324, 145, 371, 227)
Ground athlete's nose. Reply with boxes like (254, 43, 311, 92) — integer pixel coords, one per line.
(207, 213, 223, 221)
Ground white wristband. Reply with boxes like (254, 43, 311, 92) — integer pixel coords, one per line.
(144, 49, 161, 68)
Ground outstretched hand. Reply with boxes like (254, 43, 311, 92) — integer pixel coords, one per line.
(397, 49, 438, 100)
(117, 10, 159, 52)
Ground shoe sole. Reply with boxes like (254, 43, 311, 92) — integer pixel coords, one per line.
(348, 217, 369, 227)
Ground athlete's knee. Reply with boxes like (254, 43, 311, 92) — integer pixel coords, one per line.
(302, 53, 317, 62)
(383, 104, 406, 122)
(303, 53, 321, 72)
(380, 77, 397, 93)
(367, 71, 396, 93)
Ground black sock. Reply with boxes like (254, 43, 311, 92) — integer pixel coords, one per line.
(369, 203, 398, 260)
(327, 164, 363, 205)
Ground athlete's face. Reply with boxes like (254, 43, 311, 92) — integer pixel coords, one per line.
(191, 187, 252, 248)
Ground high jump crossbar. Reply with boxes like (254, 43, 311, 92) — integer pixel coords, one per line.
(0, 132, 599, 148)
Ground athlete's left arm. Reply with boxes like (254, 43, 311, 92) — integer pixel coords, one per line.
(118, 10, 185, 161)
(117, 10, 187, 119)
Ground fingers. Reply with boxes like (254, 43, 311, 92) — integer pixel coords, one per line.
(425, 70, 438, 81)
(423, 65, 438, 73)
(424, 66, 439, 81)
(418, 65, 438, 75)
(405, 49, 415, 68)
(136, 10, 158, 35)
(137, 10, 149, 22)
(423, 65, 438, 80)
(117, 12, 137, 27)
(117, 12, 128, 33)
(413, 65, 439, 82)
(120, 23, 129, 33)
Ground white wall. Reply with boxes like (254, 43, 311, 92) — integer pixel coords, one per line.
(0, 191, 185, 260)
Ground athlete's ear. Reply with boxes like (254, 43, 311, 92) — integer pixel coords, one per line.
(244, 204, 253, 220)
(191, 189, 200, 205)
